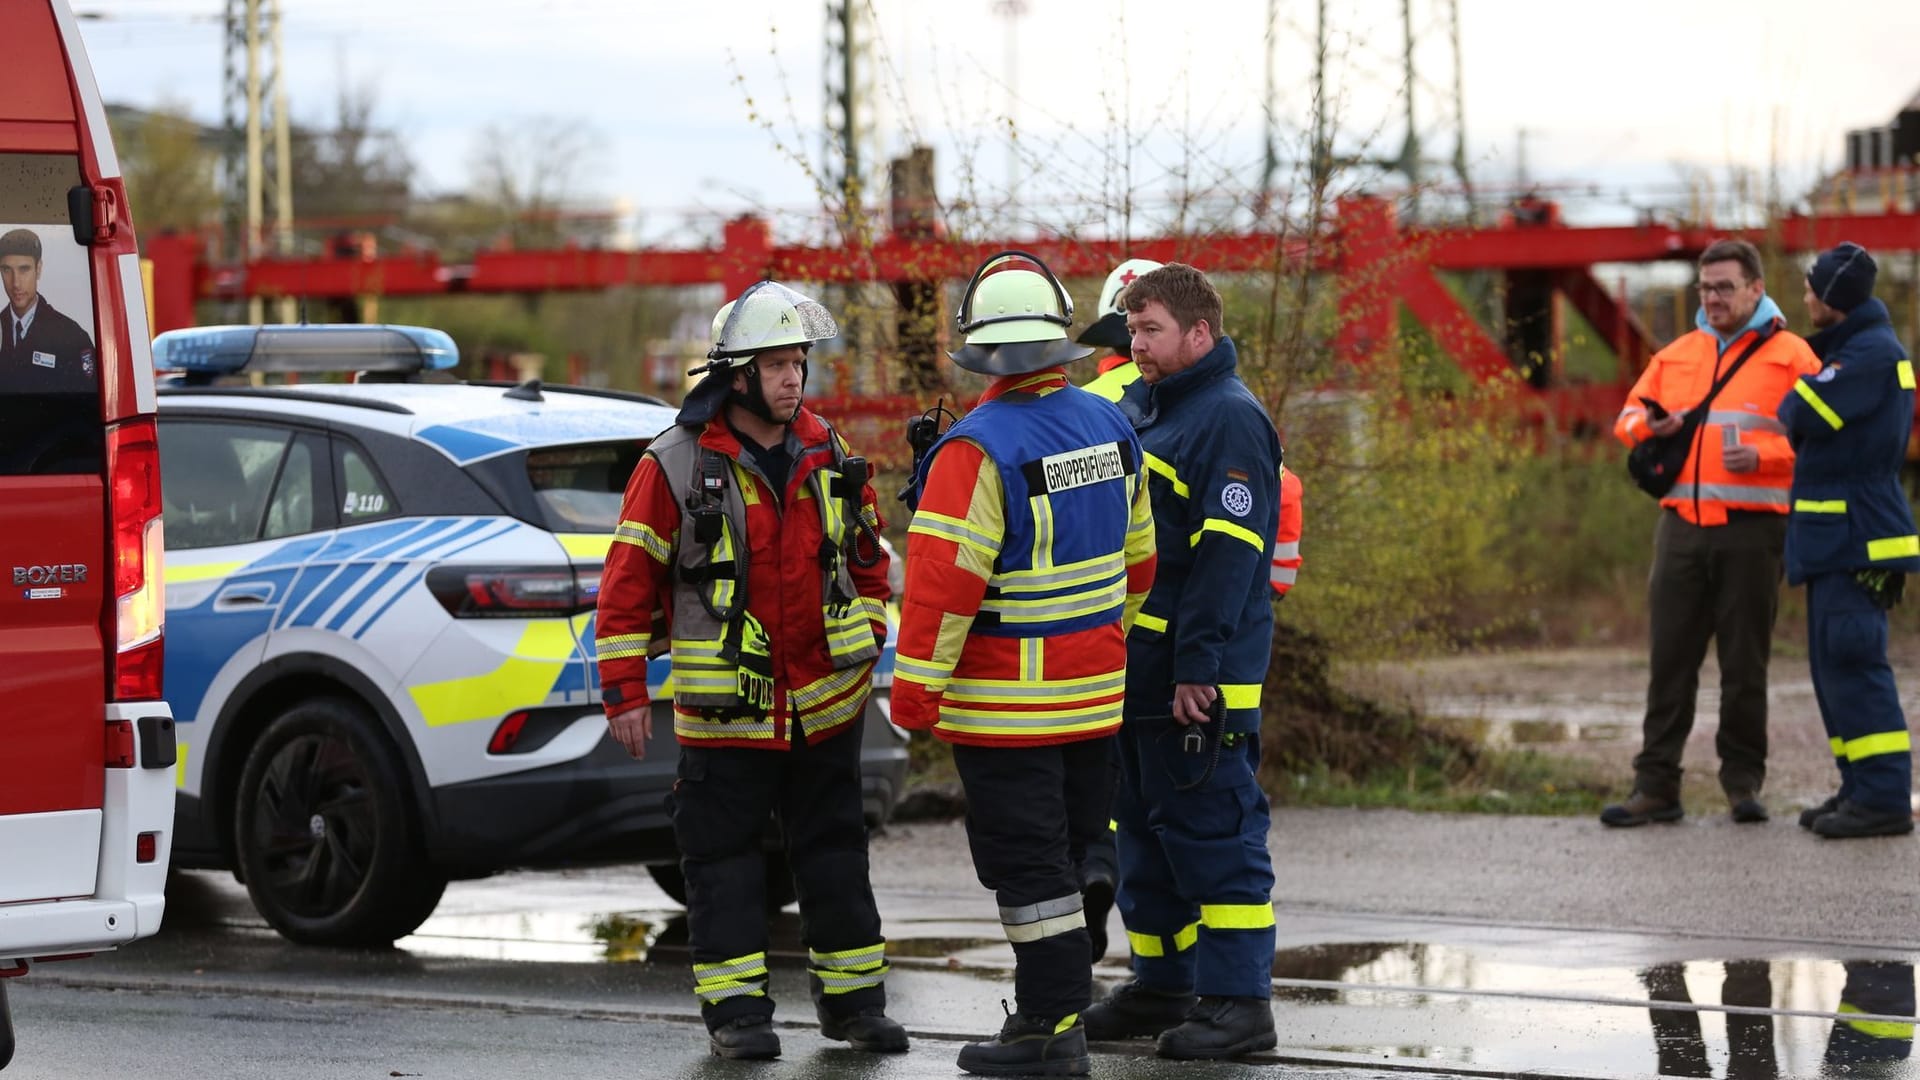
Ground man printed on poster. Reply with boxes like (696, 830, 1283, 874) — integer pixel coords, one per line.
(0, 227, 95, 394)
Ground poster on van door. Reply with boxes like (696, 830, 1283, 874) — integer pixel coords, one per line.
(0, 153, 96, 397)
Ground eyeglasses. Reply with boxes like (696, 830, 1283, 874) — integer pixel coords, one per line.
(1694, 280, 1748, 298)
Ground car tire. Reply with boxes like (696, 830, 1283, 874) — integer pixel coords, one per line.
(233, 697, 447, 946)
(646, 851, 796, 913)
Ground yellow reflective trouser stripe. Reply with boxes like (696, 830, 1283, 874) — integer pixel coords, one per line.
(1126, 921, 1200, 958)
(808, 943, 890, 994)
(1144, 453, 1190, 498)
(1868, 535, 1920, 561)
(1001, 894, 1085, 944)
(1220, 683, 1261, 709)
(693, 952, 770, 1002)
(1845, 730, 1913, 761)
(1190, 518, 1265, 552)
(594, 632, 651, 660)
(909, 510, 1001, 556)
(613, 519, 673, 562)
(1795, 499, 1848, 514)
(1900, 360, 1916, 391)
(1832, 736, 1847, 757)
(1200, 903, 1277, 930)
(1793, 379, 1845, 430)
(1134, 613, 1168, 633)
(1841, 1003, 1917, 1040)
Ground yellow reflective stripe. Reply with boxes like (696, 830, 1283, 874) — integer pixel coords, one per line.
(1844, 730, 1913, 761)
(1143, 453, 1190, 498)
(814, 967, 889, 993)
(1054, 1014, 1079, 1034)
(557, 532, 614, 559)
(1840, 1003, 1917, 1040)
(945, 670, 1127, 704)
(612, 519, 673, 563)
(164, 559, 245, 584)
(674, 713, 779, 739)
(593, 632, 651, 661)
(1793, 379, 1845, 430)
(810, 944, 886, 967)
(1190, 518, 1266, 552)
(1134, 613, 1168, 633)
(1794, 499, 1848, 514)
(1220, 683, 1262, 709)
(410, 621, 576, 727)
(1900, 360, 1916, 391)
(909, 510, 1002, 557)
(1200, 903, 1277, 930)
(1867, 535, 1920, 561)
(1125, 921, 1199, 959)
(979, 578, 1127, 623)
(992, 551, 1126, 592)
(1831, 736, 1847, 757)
(936, 709, 1122, 738)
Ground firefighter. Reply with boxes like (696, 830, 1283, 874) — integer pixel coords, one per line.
(1082, 263, 1283, 1060)
(593, 281, 908, 1060)
(893, 251, 1157, 1076)
(1782, 242, 1919, 839)
(1076, 258, 1304, 963)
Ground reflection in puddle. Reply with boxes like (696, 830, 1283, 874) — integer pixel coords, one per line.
(397, 909, 686, 964)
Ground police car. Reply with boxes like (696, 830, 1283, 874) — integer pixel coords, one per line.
(154, 324, 908, 946)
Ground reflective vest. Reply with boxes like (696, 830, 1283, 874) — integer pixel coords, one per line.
(643, 421, 883, 743)
(906, 384, 1142, 744)
(1615, 318, 1821, 526)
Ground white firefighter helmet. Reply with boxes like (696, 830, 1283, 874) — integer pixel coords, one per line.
(704, 280, 839, 366)
(950, 250, 1093, 375)
(1076, 257, 1164, 350)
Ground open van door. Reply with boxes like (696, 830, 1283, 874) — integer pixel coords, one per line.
(0, 1, 173, 1069)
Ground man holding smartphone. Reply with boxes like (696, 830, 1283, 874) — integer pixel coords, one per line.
(1605, 239, 1821, 828)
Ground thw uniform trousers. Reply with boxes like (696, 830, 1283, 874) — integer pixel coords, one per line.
(1808, 571, 1913, 814)
(1113, 718, 1276, 999)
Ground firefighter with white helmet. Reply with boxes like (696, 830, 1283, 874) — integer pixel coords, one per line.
(595, 280, 907, 1060)
(893, 251, 1158, 1076)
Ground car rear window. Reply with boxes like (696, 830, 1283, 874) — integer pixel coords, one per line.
(525, 441, 646, 533)
(0, 152, 101, 476)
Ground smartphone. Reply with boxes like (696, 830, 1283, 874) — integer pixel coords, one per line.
(1639, 396, 1670, 420)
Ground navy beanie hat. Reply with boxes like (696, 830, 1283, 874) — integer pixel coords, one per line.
(1807, 241, 1877, 312)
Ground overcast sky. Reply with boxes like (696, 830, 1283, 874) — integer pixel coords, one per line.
(74, 0, 1920, 241)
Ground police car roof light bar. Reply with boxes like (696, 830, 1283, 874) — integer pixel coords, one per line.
(151, 324, 460, 377)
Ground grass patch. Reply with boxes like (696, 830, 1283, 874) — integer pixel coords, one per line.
(1269, 749, 1612, 815)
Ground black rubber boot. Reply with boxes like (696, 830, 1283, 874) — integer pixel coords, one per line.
(1799, 794, 1842, 830)
(1812, 799, 1915, 839)
(956, 1003, 1090, 1077)
(1155, 995, 1278, 1060)
(708, 1016, 781, 1060)
(1082, 979, 1196, 1040)
(818, 1004, 910, 1053)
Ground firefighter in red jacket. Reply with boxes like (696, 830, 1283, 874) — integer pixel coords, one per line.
(594, 281, 907, 1061)
(895, 252, 1157, 1076)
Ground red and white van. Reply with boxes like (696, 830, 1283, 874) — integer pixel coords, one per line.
(0, 1, 173, 1068)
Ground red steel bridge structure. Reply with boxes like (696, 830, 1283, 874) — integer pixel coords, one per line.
(142, 193, 1920, 465)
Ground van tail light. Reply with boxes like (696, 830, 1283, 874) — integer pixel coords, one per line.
(426, 565, 600, 618)
(108, 418, 165, 701)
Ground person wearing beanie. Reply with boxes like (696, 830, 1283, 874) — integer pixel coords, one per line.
(0, 227, 96, 395)
(1781, 242, 1920, 838)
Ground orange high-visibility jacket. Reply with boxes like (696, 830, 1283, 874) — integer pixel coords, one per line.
(1615, 316, 1821, 526)
(1271, 465, 1303, 596)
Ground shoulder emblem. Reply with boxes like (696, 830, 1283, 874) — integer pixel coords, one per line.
(1222, 482, 1254, 518)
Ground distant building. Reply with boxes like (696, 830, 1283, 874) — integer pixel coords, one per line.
(1810, 87, 1920, 214)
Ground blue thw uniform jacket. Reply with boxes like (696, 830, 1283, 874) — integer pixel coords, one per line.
(1117, 335, 1282, 733)
(1777, 297, 1920, 584)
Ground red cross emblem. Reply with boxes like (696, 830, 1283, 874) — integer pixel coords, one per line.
(1119, 269, 1138, 285)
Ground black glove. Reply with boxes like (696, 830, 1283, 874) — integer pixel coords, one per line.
(1855, 569, 1907, 610)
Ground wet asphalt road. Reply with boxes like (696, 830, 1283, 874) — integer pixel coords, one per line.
(6, 809, 1919, 1079)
